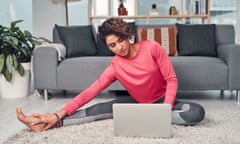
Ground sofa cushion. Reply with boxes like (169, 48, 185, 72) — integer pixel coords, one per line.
(137, 27, 177, 56)
(170, 56, 228, 89)
(55, 24, 98, 58)
(176, 23, 216, 57)
(128, 22, 138, 42)
(97, 34, 115, 56)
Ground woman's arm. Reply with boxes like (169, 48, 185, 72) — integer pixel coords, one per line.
(31, 65, 116, 131)
(63, 65, 116, 116)
(150, 41, 178, 108)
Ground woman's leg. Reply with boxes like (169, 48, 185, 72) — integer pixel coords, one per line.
(63, 97, 136, 126)
(153, 98, 205, 125)
(63, 98, 205, 126)
(171, 100, 205, 125)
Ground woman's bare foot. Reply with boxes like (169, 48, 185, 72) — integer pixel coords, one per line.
(16, 108, 46, 132)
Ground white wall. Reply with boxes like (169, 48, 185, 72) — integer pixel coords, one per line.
(68, 0, 88, 25)
(0, 0, 32, 31)
(32, 0, 66, 40)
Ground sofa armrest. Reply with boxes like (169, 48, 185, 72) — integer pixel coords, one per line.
(33, 47, 58, 89)
(217, 44, 240, 89)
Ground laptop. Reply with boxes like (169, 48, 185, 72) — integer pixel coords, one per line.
(113, 103, 172, 138)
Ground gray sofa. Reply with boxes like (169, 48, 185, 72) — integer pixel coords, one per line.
(33, 24, 240, 101)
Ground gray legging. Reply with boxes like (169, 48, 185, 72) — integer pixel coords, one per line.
(63, 97, 205, 126)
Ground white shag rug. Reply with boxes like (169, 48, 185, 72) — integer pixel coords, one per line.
(3, 100, 240, 144)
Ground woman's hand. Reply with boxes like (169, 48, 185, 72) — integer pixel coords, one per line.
(31, 109, 67, 131)
(31, 113, 59, 131)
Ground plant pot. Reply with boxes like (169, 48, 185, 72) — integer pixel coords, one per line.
(0, 63, 31, 98)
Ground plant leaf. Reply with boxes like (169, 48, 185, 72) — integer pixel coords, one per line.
(3, 68, 12, 82)
(12, 54, 18, 69)
(17, 63, 25, 76)
(10, 20, 24, 29)
(6, 54, 13, 73)
(0, 54, 5, 72)
(10, 36, 19, 46)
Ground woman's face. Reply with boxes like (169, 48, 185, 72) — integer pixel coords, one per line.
(105, 34, 131, 58)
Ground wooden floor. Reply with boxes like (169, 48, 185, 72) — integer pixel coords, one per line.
(0, 83, 238, 143)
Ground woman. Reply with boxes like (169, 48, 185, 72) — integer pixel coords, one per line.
(16, 18, 205, 132)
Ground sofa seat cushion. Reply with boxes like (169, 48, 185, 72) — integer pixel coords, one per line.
(57, 57, 109, 89)
(57, 57, 124, 90)
(176, 24, 217, 57)
(170, 56, 228, 90)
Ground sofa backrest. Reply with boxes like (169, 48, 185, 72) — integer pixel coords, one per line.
(215, 25, 235, 45)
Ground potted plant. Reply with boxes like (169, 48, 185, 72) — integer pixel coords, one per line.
(0, 20, 49, 98)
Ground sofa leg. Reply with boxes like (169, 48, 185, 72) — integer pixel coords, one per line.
(63, 90, 67, 95)
(236, 90, 240, 103)
(35, 90, 42, 97)
(220, 90, 224, 99)
(35, 89, 49, 101)
(44, 89, 48, 101)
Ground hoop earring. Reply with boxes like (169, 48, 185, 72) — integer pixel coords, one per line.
(129, 36, 135, 44)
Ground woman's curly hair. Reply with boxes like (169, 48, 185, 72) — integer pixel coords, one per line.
(98, 18, 133, 42)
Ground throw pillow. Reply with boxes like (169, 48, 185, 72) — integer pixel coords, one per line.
(97, 34, 115, 56)
(127, 22, 138, 42)
(55, 24, 98, 58)
(137, 27, 177, 56)
(176, 23, 217, 57)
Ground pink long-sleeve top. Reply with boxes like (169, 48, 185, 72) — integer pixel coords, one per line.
(63, 40, 178, 116)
